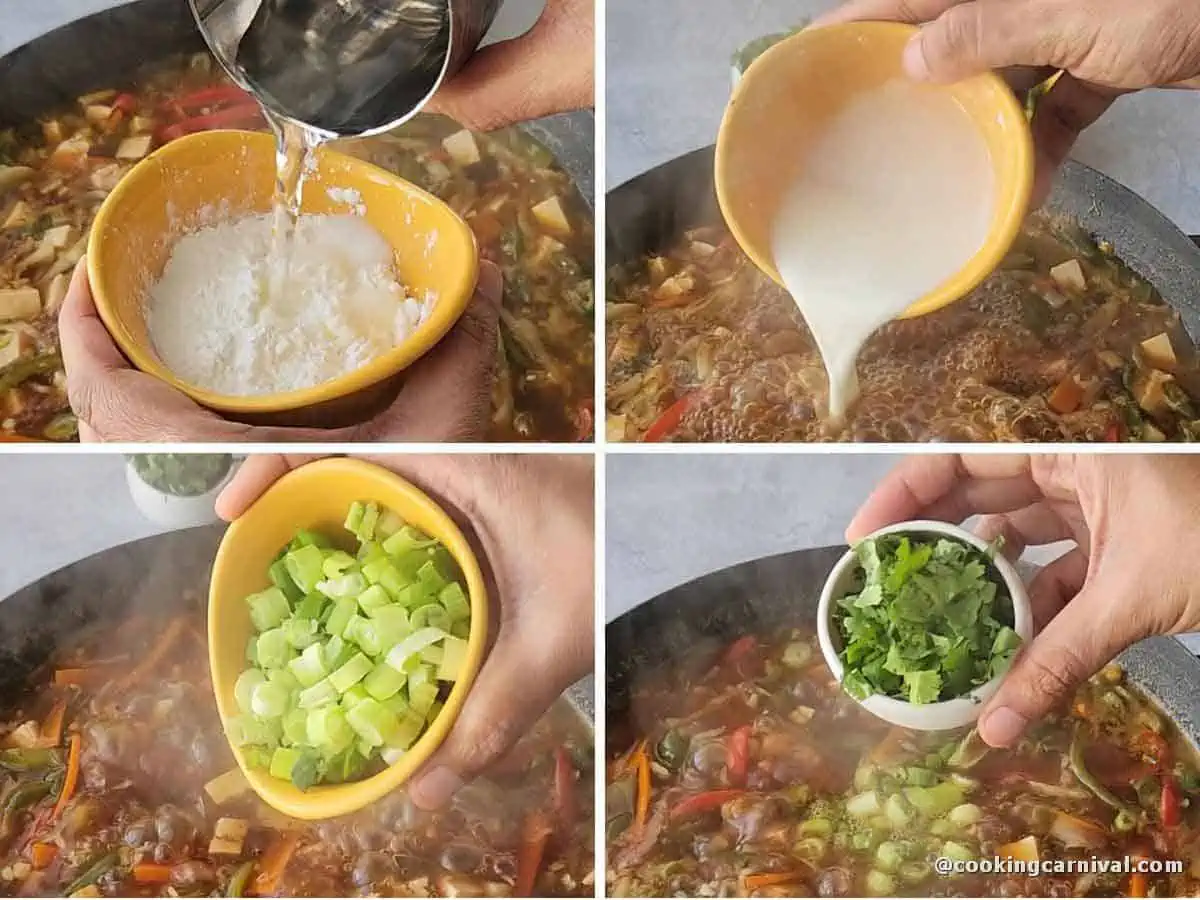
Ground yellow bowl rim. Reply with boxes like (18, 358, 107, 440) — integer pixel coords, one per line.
(714, 20, 1034, 320)
(208, 457, 488, 820)
(88, 130, 479, 415)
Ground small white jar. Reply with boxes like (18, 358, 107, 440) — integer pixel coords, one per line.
(817, 520, 1034, 732)
(126, 454, 240, 528)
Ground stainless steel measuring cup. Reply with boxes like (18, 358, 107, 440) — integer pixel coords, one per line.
(189, 0, 503, 137)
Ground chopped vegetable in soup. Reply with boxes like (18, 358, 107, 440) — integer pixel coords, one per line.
(0, 599, 593, 897)
(607, 629, 1200, 897)
(607, 215, 1200, 442)
(0, 52, 593, 442)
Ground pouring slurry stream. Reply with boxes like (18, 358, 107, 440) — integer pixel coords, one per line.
(715, 24, 1034, 430)
(770, 78, 995, 422)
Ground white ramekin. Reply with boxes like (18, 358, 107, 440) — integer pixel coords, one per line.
(817, 520, 1034, 731)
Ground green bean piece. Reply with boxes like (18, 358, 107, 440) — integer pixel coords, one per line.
(653, 729, 689, 773)
(226, 860, 256, 897)
(0, 352, 60, 393)
(62, 852, 119, 896)
(0, 748, 62, 772)
(2, 780, 51, 825)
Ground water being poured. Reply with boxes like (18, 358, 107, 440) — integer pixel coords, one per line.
(264, 115, 329, 303)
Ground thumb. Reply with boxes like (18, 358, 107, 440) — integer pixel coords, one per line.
(978, 589, 1134, 748)
(903, 0, 1054, 82)
(407, 617, 588, 810)
(359, 261, 502, 442)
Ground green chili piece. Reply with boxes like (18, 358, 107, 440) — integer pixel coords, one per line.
(0, 353, 60, 393)
(226, 860, 256, 897)
(62, 852, 119, 896)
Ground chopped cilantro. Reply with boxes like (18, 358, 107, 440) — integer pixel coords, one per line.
(833, 534, 1021, 705)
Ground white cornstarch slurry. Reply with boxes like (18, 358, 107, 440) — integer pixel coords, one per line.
(146, 213, 432, 396)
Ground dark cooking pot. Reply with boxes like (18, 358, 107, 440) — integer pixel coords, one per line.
(0, 0, 594, 207)
(0, 527, 593, 726)
(606, 544, 1200, 756)
(607, 146, 1200, 342)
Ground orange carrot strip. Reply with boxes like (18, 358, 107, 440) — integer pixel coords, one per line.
(29, 841, 56, 870)
(132, 863, 172, 884)
(515, 812, 552, 898)
(743, 870, 811, 891)
(633, 741, 651, 831)
(118, 618, 186, 690)
(53, 669, 97, 687)
(51, 734, 80, 820)
(1129, 871, 1148, 898)
(251, 831, 301, 896)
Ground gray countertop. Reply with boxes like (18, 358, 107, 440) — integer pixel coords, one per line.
(605, 452, 1200, 655)
(607, 0, 1200, 235)
(0, 455, 167, 600)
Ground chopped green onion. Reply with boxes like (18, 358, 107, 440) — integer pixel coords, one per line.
(329, 653, 373, 693)
(248, 587, 291, 633)
(346, 698, 399, 747)
(234, 669, 266, 715)
(233, 504, 470, 789)
(298, 678, 338, 709)
(288, 643, 328, 688)
(364, 662, 406, 701)
(285, 544, 325, 594)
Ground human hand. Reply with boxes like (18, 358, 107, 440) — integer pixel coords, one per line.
(847, 453, 1200, 749)
(423, 0, 594, 131)
(815, 0, 1200, 202)
(216, 452, 594, 809)
(58, 258, 502, 442)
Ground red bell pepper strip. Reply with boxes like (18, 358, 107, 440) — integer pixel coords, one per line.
(642, 393, 692, 442)
(111, 93, 138, 115)
(669, 789, 745, 821)
(1104, 422, 1122, 442)
(720, 635, 763, 679)
(515, 811, 552, 897)
(157, 103, 264, 143)
(1161, 773, 1181, 827)
(554, 746, 577, 832)
(722, 636, 756, 667)
(727, 726, 751, 787)
(166, 84, 252, 114)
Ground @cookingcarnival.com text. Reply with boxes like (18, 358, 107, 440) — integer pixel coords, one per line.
(935, 856, 1184, 878)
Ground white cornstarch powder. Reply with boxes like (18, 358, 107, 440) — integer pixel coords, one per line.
(146, 214, 431, 396)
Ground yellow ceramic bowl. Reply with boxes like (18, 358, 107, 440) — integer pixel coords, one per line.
(715, 22, 1033, 318)
(208, 457, 488, 820)
(88, 130, 478, 424)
